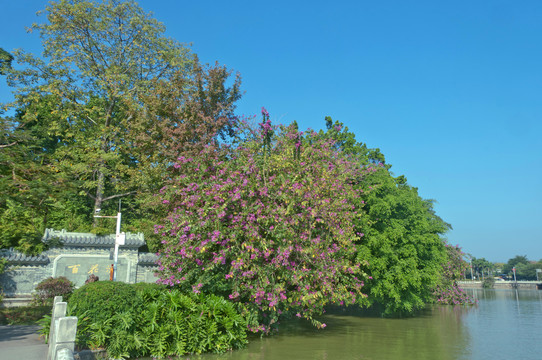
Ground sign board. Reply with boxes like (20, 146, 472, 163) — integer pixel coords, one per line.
(537, 269, 542, 273)
(53, 255, 129, 286)
(116, 232, 126, 245)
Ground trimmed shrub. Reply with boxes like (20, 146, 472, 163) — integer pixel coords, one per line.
(32, 276, 75, 306)
(132, 281, 166, 294)
(69, 281, 137, 324)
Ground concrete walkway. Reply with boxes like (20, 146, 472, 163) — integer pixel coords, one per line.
(0, 325, 48, 360)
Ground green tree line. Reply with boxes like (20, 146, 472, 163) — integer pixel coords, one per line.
(1, 0, 470, 322)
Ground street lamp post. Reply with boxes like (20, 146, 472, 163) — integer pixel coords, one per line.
(94, 211, 125, 281)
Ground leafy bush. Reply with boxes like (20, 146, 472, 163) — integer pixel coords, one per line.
(482, 277, 495, 289)
(32, 276, 75, 306)
(65, 282, 247, 358)
(132, 281, 166, 294)
(69, 281, 136, 324)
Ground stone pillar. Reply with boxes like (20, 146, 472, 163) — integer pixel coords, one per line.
(49, 316, 78, 360)
(47, 297, 66, 360)
(56, 347, 75, 360)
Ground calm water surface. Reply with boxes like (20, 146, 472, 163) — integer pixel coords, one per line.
(160, 289, 542, 360)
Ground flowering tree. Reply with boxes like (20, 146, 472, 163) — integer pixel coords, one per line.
(433, 244, 475, 305)
(156, 110, 369, 331)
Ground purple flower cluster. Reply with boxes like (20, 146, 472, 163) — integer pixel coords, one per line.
(156, 117, 369, 332)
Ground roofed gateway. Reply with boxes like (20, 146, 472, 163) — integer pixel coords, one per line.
(0, 229, 159, 297)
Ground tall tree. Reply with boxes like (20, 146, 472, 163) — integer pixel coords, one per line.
(471, 257, 495, 279)
(5, 0, 193, 222)
(129, 59, 242, 251)
(317, 117, 451, 315)
(4, 1, 242, 243)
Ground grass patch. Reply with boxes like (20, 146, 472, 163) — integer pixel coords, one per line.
(0, 305, 51, 325)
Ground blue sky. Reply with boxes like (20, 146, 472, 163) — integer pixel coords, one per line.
(2, 0, 541, 263)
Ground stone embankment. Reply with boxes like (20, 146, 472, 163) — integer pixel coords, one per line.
(458, 280, 542, 290)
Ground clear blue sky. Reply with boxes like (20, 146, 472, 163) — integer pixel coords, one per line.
(2, 0, 541, 263)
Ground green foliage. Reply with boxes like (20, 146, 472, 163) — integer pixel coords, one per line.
(433, 244, 475, 305)
(157, 115, 369, 331)
(6, 0, 193, 225)
(68, 281, 136, 325)
(0, 47, 13, 75)
(2, 1, 241, 249)
(482, 277, 495, 289)
(318, 117, 451, 315)
(502, 256, 542, 280)
(0, 305, 51, 325)
(65, 282, 247, 358)
(32, 276, 75, 306)
(502, 255, 529, 275)
(355, 166, 449, 314)
(0, 108, 91, 254)
(471, 257, 495, 280)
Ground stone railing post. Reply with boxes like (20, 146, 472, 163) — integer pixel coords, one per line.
(47, 296, 67, 360)
(47, 296, 77, 360)
(52, 317, 77, 360)
(56, 347, 75, 360)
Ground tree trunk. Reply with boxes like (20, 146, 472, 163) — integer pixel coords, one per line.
(92, 101, 115, 227)
(92, 169, 106, 227)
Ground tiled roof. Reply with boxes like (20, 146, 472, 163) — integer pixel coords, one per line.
(138, 252, 159, 265)
(42, 228, 146, 248)
(0, 250, 50, 264)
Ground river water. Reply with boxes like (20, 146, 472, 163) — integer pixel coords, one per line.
(183, 289, 542, 360)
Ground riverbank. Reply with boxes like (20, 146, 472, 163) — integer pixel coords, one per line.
(458, 280, 542, 290)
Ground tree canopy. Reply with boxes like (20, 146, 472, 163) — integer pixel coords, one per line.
(1, 0, 472, 331)
(0, 48, 13, 75)
(156, 113, 369, 331)
(315, 117, 454, 315)
(1, 0, 240, 251)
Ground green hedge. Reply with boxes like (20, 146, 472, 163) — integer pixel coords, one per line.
(65, 282, 247, 358)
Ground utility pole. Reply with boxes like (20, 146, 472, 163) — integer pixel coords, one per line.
(94, 202, 125, 281)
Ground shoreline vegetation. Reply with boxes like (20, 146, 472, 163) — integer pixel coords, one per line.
(0, 0, 539, 358)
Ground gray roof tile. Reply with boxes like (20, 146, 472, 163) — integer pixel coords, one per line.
(138, 252, 159, 265)
(42, 228, 146, 248)
(0, 250, 50, 264)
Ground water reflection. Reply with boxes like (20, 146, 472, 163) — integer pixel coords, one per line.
(141, 289, 542, 360)
(461, 289, 542, 360)
(188, 306, 472, 360)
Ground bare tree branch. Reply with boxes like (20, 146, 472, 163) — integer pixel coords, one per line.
(102, 191, 136, 202)
(0, 141, 18, 149)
